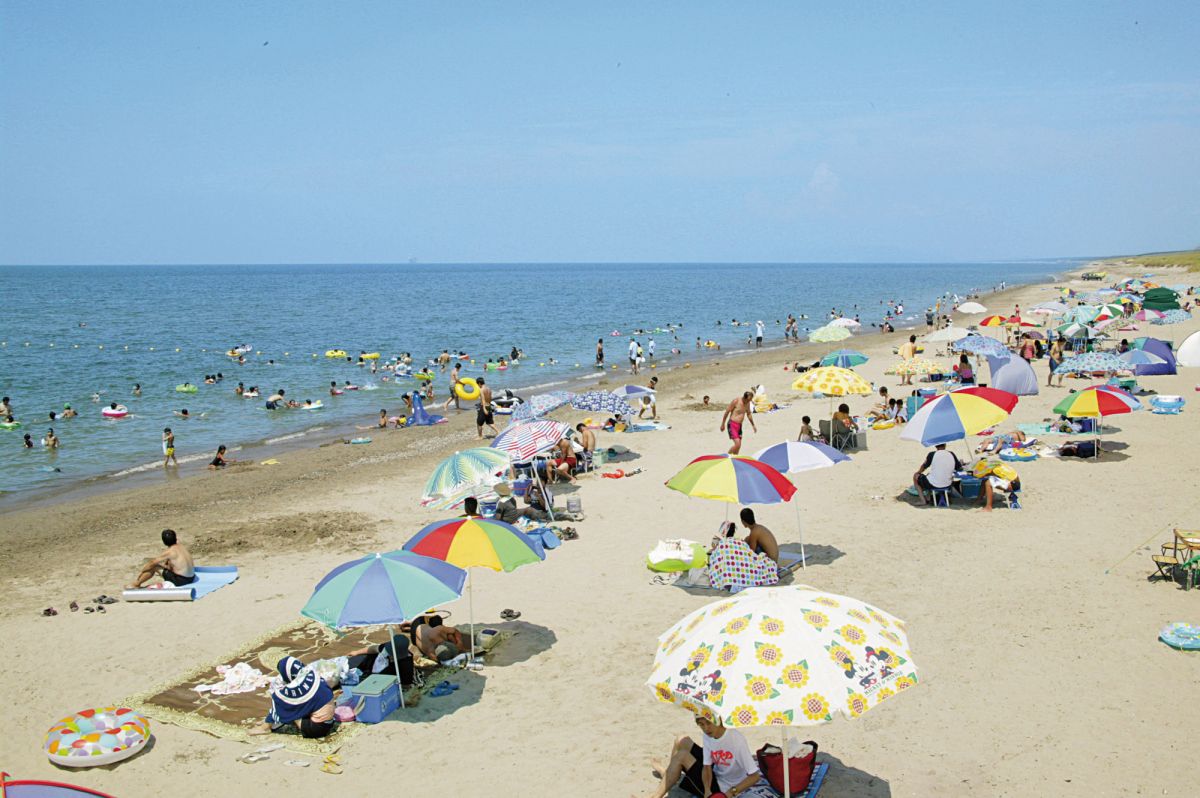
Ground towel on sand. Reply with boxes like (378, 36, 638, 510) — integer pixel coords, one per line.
(122, 565, 239, 602)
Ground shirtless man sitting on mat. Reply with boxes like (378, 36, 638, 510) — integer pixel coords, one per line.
(127, 528, 196, 588)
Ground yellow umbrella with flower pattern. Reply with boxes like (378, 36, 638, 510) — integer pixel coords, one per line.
(647, 586, 918, 794)
(791, 366, 872, 396)
(888, 358, 943, 376)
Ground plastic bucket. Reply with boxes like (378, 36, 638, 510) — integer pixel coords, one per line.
(566, 496, 582, 515)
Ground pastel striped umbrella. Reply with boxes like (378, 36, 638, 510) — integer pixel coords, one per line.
(820, 349, 868, 368)
(490, 419, 570, 462)
(423, 447, 512, 504)
(1134, 309, 1165, 322)
(808, 325, 852, 343)
(900, 387, 1019, 447)
(1118, 349, 1166, 368)
(791, 366, 872, 396)
(404, 517, 546, 658)
(666, 454, 797, 504)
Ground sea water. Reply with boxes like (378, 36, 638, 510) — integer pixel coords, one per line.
(0, 261, 1071, 501)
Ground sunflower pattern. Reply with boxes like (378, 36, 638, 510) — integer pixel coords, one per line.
(648, 589, 917, 727)
(791, 367, 872, 396)
(755, 642, 783, 667)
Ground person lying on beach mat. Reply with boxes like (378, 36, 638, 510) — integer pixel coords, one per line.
(127, 528, 196, 589)
(1057, 440, 1098, 458)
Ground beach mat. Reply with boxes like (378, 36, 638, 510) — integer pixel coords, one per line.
(626, 421, 671, 432)
(125, 620, 507, 754)
(122, 565, 239, 602)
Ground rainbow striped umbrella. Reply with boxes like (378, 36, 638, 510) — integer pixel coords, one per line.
(666, 455, 796, 504)
(900, 387, 1019, 447)
(404, 517, 545, 658)
(1053, 384, 1141, 418)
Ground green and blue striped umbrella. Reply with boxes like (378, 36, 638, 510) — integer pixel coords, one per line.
(820, 349, 869, 368)
(423, 447, 511, 504)
(300, 551, 465, 629)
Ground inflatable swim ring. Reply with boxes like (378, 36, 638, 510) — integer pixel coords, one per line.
(360, 352, 380, 360)
(455, 377, 481, 402)
(325, 350, 347, 358)
(226, 349, 240, 358)
(485, 363, 508, 371)
(704, 341, 718, 348)
(872, 419, 896, 430)
(175, 384, 198, 393)
(301, 401, 324, 410)
(350, 437, 371, 444)
(999, 448, 1037, 462)
(0, 421, 21, 429)
(44, 707, 150, 768)
(413, 372, 434, 382)
(1160, 622, 1200, 651)
(101, 407, 128, 419)
(242, 391, 259, 398)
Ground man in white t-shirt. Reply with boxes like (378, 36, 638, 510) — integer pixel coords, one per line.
(644, 714, 770, 798)
(754, 320, 764, 347)
(912, 443, 963, 504)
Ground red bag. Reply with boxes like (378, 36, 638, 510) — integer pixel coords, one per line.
(756, 740, 818, 796)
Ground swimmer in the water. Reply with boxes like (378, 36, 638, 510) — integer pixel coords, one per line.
(92, 393, 101, 403)
(61, 404, 76, 418)
(44, 428, 59, 449)
(175, 409, 190, 419)
(133, 384, 141, 396)
(23, 433, 34, 448)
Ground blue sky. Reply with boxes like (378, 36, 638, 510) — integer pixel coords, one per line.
(1, 1, 1198, 264)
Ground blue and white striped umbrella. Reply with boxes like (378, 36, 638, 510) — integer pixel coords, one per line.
(612, 384, 656, 400)
(953, 334, 1009, 357)
(570, 391, 635, 416)
(753, 440, 851, 474)
(511, 390, 575, 422)
(1054, 352, 1127, 374)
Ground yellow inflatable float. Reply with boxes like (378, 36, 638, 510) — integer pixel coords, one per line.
(325, 349, 347, 358)
(455, 377, 480, 402)
(360, 352, 380, 360)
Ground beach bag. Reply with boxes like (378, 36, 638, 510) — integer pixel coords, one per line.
(646, 539, 706, 572)
(756, 740, 818, 796)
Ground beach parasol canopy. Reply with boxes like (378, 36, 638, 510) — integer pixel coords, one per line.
(890, 358, 943, 376)
(422, 447, 511, 505)
(753, 441, 850, 474)
(1055, 322, 1098, 339)
(665, 454, 796, 505)
(1030, 301, 1069, 315)
(900, 387, 1019, 446)
(647, 586, 918, 794)
(1053, 384, 1141, 418)
(978, 315, 1007, 327)
(924, 325, 970, 343)
(952, 334, 1009, 357)
(404, 517, 545, 658)
(1134, 309, 1165, 322)
(808, 325, 853, 344)
(570, 390, 635, 416)
(1053, 352, 1127, 375)
(490, 419, 570, 462)
(1153, 309, 1192, 325)
(1118, 349, 1166, 368)
(819, 349, 868, 368)
(791, 366, 872, 396)
(957, 301, 987, 314)
(612, 384, 656, 400)
(511, 390, 575, 422)
(829, 317, 861, 328)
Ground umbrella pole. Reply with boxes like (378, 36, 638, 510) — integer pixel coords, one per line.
(389, 624, 406, 709)
(794, 501, 806, 569)
(782, 728, 791, 797)
(468, 572, 477, 662)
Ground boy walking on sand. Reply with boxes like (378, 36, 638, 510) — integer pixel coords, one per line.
(162, 427, 177, 467)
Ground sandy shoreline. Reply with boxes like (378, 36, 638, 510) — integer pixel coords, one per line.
(3, 262, 1199, 797)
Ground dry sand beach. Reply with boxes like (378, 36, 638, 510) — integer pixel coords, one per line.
(2, 265, 1199, 797)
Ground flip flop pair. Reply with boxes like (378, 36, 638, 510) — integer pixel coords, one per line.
(430, 681, 460, 697)
(499, 608, 521, 620)
(321, 755, 343, 775)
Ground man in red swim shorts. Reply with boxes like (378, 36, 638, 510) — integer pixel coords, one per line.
(720, 391, 757, 455)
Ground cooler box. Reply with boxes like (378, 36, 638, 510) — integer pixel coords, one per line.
(480, 500, 498, 518)
(347, 674, 400, 723)
(477, 627, 501, 651)
(957, 475, 983, 499)
(592, 449, 607, 466)
(512, 479, 531, 497)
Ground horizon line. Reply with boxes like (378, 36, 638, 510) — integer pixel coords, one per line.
(0, 256, 1099, 268)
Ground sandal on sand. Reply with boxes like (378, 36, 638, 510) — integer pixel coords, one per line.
(430, 681, 458, 697)
(321, 762, 343, 775)
(95, 595, 118, 605)
(284, 760, 311, 767)
(69, 601, 79, 612)
(84, 607, 95, 614)
(42, 607, 58, 617)
(238, 753, 270, 764)
(499, 609, 521, 620)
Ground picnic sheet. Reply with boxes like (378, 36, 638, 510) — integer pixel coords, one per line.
(122, 565, 239, 602)
(124, 620, 459, 755)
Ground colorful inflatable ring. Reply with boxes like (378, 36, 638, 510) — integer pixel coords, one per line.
(175, 384, 198, 393)
(872, 419, 896, 430)
(485, 364, 508, 371)
(325, 350, 347, 358)
(360, 352, 380, 360)
(1, 421, 21, 429)
(455, 377, 481, 402)
(413, 372, 434, 382)
(301, 401, 324, 410)
(101, 408, 128, 418)
(44, 707, 150, 768)
(1160, 622, 1200, 651)
(998, 448, 1037, 462)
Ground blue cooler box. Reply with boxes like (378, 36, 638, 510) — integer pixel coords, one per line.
(957, 475, 983, 499)
(347, 674, 400, 723)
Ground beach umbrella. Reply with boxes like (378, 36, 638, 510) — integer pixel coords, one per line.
(301, 550, 466, 706)
(1134, 309, 1165, 322)
(422, 447, 512, 505)
(1053, 352, 1127, 375)
(647, 586, 918, 796)
(953, 334, 1009, 357)
(1118, 349, 1166, 367)
(978, 315, 1006, 327)
(808, 325, 852, 344)
(1023, 330, 1045, 340)
(1055, 322, 1098, 340)
(511, 390, 575, 422)
(1153, 309, 1192, 325)
(900, 387, 1019, 449)
(490, 419, 570, 462)
(819, 349, 868, 368)
(403, 517, 545, 658)
(1053, 385, 1141, 458)
(957, 301, 987, 314)
(1030, 301, 1068, 315)
(753, 441, 851, 474)
(924, 325, 970, 343)
(612, 384, 656, 401)
(790, 366, 871, 396)
(570, 390, 635, 416)
(890, 358, 943, 376)
(1067, 305, 1101, 324)
(829, 317, 861, 328)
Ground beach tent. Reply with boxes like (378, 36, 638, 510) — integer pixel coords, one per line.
(1177, 331, 1200, 368)
(985, 354, 1039, 396)
(1134, 338, 1176, 376)
(1142, 287, 1180, 311)
(408, 393, 446, 426)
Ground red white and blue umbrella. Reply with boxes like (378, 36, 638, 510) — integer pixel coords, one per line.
(491, 419, 570, 462)
(753, 440, 851, 473)
(900, 387, 1019, 447)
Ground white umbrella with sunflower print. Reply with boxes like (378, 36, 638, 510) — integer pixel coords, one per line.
(647, 586, 918, 796)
